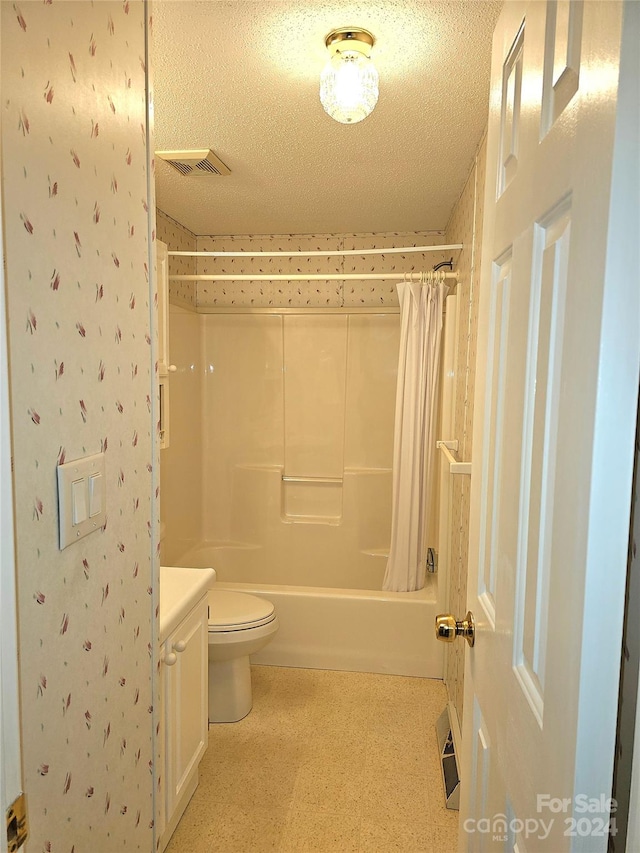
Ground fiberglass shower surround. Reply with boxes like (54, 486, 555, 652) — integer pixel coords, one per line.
(194, 309, 399, 590)
(168, 243, 459, 593)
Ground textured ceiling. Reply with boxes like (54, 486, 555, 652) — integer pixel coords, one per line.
(152, 1, 503, 236)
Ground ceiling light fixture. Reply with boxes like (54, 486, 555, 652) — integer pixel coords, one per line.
(319, 28, 379, 125)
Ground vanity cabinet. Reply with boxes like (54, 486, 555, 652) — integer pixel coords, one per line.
(160, 593, 209, 850)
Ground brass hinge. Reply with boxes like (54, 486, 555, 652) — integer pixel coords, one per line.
(6, 793, 28, 851)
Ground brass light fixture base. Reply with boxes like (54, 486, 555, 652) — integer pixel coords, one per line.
(324, 28, 375, 59)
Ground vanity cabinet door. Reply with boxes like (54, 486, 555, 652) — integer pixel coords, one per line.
(157, 654, 166, 843)
(164, 595, 209, 819)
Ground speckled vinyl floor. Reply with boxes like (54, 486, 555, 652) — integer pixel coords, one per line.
(165, 666, 459, 852)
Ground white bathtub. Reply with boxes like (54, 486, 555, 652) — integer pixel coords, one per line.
(172, 542, 444, 678)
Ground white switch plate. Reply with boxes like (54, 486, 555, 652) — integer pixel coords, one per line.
(57, 452, 106, 549)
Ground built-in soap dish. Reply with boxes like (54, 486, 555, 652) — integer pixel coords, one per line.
(281, 475, 343, 525)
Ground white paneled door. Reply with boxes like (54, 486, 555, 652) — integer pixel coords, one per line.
(460, 1, 640, 852)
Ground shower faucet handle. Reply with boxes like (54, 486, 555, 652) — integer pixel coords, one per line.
(435, 612, 475, 647)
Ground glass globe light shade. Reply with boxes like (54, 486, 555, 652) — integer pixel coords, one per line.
(320, 51, 379, 124)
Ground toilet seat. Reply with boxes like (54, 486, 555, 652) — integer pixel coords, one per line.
(208, 590, 276, 632)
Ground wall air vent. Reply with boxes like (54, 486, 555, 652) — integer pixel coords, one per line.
(155, 149, 231, 177)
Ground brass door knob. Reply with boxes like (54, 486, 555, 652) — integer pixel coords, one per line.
(435, 611, 475, 647)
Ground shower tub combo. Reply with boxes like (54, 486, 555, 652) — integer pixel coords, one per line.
(162, 306, 452, 678)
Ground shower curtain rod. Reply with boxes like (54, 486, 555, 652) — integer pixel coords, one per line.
(168, 271, 459, 282)
(168, 244, 462, 258)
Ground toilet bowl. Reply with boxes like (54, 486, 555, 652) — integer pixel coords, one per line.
(207, 590, 279, 723)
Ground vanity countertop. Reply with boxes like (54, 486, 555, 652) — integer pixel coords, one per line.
(159, 565, 216, 643)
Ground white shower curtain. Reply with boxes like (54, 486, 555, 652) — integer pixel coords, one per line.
(383, 273, 448, 592)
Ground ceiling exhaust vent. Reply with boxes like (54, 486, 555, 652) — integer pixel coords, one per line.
(155, 149, 231, 177)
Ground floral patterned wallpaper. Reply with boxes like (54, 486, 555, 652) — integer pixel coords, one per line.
(2, 2, 157, 849)
(194, 232, 452, 308)
(443, 132, 488, 729)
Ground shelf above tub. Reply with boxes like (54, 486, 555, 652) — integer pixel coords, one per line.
(437, 441, 472, 476)
(282, 475, 343, 484)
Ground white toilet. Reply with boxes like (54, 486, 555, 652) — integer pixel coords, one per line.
(207, 590, 279, 723)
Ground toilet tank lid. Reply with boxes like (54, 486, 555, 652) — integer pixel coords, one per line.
(208, 590, 275, 629)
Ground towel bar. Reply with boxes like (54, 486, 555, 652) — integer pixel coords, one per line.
(437, 441, 472, 476)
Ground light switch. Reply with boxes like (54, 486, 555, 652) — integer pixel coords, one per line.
(88, 473, 102, 516)
(72, 478, 88, 525)
(57, 452, 106, 549)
